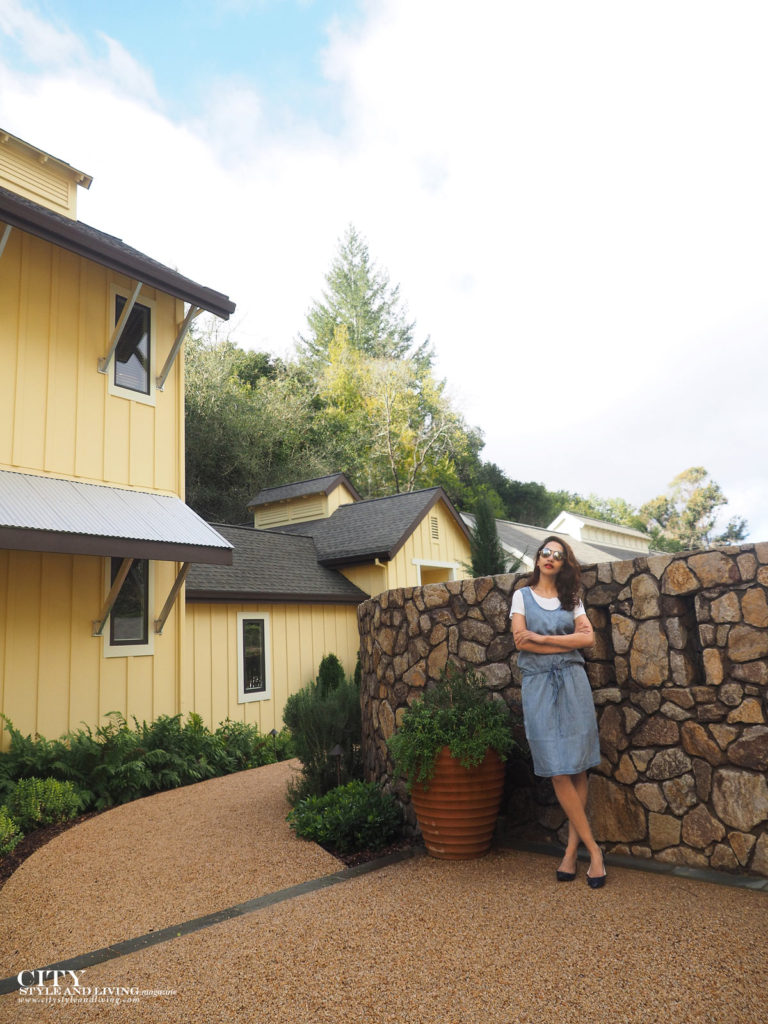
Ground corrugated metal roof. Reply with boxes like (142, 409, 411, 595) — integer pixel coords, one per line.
(0, 470, 232, 564)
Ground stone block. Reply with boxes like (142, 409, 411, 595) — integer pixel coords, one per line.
(631, 574, 661, 619)
(702, 648, 725, 687)
(587, 775, 647, 842)
(646, 749, 693, 780)
(730, 660, 768, 685)
(649, 812, 681, 850)
(662, 774, 697, 815)
(646, 554, 674, 579)
(630, 620, 670, 687)
(727, 830, 756, 866)
(423, 584, 450, 609)
(585, 584, 618, 606)
(614, 754, 638, 784)
(660, 701, 692, 721)
(696, 703, 728, 723)
(633, 715, 680, 746)
(427, 641, 448, 678)
(737, 553, 757, 581)
(689, 551, 740, 587)
(709, 724, 739, 750)
(458, 618, 495, 644)
(727, 726, 768, 769)
(630, 689, 661, 714)
(623, 707, 643, 732)
(630, 748, 655, 772)
(742, 587, 768, 628)
(655, 847, 709, 868)
(661, 687, 695, 709)
(728, 624, 768, 663)
(611, 559, 635, 584)
(662, 561, 699, 595)
(480, 589, 510, 632)
(457, 640, 486, 664)
(726, 699, 765, 725)
(379, 701, 396, 741)
(749, 834, 768, 876)
(486, 633, 517, 662)
(475, 662, 511, 690)
(593, 687, 622, 705)
(710, 844, 738, 870)
(664, 617, 688, 650)
(710, 591, 741, 623)
(635, 782, 667, 812)
(599, 705, 628, 761)
(681, 721, 722, 765)
(682, 804, 725, 848)
(693, 759, 712, 801)
(718, 681, 743, 707)
(670, 650, 696, 687)
(611, 614, 636, 654)
(712, 767, 768, 831)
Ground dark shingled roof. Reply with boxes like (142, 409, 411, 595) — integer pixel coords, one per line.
(185, 524, 368, 603)
(0, 185, 235, 320)
(268, 488, 471, 565)
(247, 473, 362, 509)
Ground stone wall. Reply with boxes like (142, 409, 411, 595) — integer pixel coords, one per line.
(357, 543, 768, 878)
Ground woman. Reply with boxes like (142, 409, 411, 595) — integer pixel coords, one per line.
(509, 536, 605, 888)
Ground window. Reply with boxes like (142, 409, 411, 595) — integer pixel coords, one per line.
(237, 612, 271, 703)
(104, 558, 154, 657)
(114, 295, 151, 394)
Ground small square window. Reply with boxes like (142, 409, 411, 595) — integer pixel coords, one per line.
(237, 613, 271, 703)
(114, 295, 151, 394)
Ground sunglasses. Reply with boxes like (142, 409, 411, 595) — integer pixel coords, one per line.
(539, 547, 565, 562)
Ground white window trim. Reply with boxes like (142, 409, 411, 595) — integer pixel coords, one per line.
(107, 284, 157, 406)
(237, 611, 272, 704)
(103, 559, 155, 658)
(411, 559, 460, 585)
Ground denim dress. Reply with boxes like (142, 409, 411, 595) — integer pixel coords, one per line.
(515, 587, 601, 778)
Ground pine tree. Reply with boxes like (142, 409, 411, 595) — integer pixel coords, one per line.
(469, 497, 507, 576)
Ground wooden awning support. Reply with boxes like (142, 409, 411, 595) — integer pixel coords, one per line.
(156, 305, 202, 391)
(92, 557, 133, 637)
(0, 223, 11, 259)
(98, 280, 143, 374)
(154, 562, 190, 634)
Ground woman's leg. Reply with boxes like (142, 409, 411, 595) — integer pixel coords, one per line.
(551, 772, 604, 877)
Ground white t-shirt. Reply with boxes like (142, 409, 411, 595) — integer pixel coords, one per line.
(509, 588, 586, 619)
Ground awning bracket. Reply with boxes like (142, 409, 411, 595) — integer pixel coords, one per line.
(156, 305, 202, 391)
(0, 223, 11, 260)
(154, 562, 190, 634)
(98, 280, 143, 374)
(92, 557, 134, 637)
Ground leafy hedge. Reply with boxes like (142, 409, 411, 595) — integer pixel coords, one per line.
(287, 780, 403, 854)
(0, 712, 293, 817)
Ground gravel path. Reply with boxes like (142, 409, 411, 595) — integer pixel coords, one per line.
(2, 760, 767, 1023)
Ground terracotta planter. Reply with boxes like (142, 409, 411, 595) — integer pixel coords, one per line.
(410, 746, 505, 860)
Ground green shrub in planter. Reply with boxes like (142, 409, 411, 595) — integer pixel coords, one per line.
(287, 780, 403, 855)
(0, 807, 22, 856)
(6, 777, 84, 833)
(388, 664, 516, 791)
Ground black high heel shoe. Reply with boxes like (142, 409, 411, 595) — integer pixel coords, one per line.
(556, 869, 576, 882)
(586, 855, 606, 889)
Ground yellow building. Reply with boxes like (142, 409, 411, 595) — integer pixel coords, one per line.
(0, 130, 234, 750)
(185, 474, 472, 732)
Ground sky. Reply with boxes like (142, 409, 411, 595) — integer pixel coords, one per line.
(1, 0, 767, 540)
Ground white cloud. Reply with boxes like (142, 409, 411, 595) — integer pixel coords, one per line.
(2, 0, 767, 539)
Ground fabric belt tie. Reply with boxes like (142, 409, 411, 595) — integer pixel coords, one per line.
(547, 660, 567, 735)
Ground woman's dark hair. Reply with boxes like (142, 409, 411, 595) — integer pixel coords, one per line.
(526, 535, 581, 611)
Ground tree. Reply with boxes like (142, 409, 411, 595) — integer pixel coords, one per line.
(184, 332, 331, 522)
(316, 328, 471, 495)
(640, 467, 748, 552)
(468, 497, 508, 576)
(297, 225, 432, 367)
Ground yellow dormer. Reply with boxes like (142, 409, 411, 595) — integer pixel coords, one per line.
(0, 130, 92, 219)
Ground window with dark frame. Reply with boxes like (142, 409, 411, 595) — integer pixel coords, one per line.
(110, 558, 149, 646)
(114, 295, 151, 394)
(241, 618, 266, 694)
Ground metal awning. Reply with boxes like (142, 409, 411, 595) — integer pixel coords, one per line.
(0, 470, 233, 564)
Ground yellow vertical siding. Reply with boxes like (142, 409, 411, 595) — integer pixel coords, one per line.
(185, 602, 361, 733)
(0, 230, 183, 495)
(0, 551, 183, 750)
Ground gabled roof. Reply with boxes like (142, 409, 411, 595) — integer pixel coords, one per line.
(462, 513, 645, 567)
(0, 469, 232, 564)
(247, 473, 362, 509)
(0, 185, 235, 320)
(549, 509, 650, 542)
(269, 487, 471, 566)
(185, 524, 367, 603)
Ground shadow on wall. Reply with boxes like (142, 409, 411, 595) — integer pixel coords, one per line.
(358, 544, 768, 878)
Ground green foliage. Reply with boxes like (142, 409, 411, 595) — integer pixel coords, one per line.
(297, 225, 430, 366)
(0, 806, 23, 855)
(6, 776, 84, 833)
(640, 466, 749, 551)
(0, 714, 290, 815)
(316, 653, 346, 698)
(283, 659, 362, 804)
(387, 665, 516, 791)
(468, 497, 508, 576)
(286, 780, 403, 854)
